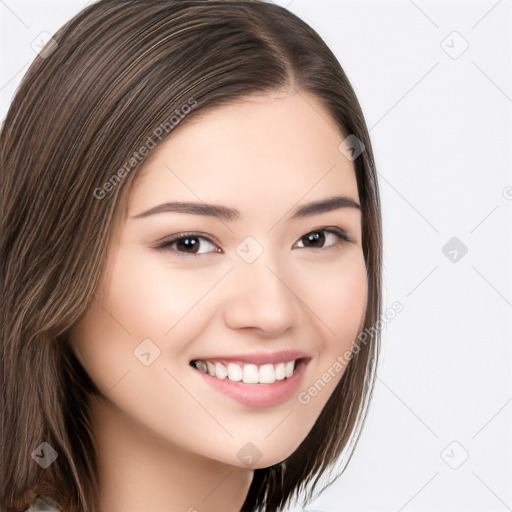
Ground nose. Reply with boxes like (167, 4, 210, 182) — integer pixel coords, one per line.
(222, 257, 302, 338)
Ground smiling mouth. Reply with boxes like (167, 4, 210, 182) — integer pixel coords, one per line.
(190, 358, 304, 384)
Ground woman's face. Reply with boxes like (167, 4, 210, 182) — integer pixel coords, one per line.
(70, 90, 367, 469)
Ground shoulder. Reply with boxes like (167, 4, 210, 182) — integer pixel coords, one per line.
(25, 495, 62, 511)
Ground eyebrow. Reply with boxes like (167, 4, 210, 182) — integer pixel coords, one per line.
(130, 196, 360, 221)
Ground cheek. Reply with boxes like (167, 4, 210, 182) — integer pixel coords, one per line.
(332, 260, 368, 345)
(297, 252, 368, 350)
(289, 253, 367, 415)
(98, 247, 226, 339)
(69, 246, 228, 388)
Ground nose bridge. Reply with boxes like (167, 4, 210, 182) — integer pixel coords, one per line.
(223, 248, 301, 335)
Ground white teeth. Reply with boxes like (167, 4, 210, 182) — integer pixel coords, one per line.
(227, 362, 242, 382)
(259, 364, 276, 384)
(196, 360, 208, 373)
(274, 362, 286, 381)
(242, 364, 259, 384)
(194, 358, 299, 384)
(215, 362, 228, 379)
(206, 361, 216, 376)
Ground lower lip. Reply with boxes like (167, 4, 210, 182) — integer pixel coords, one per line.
(193, 359, 309, 408)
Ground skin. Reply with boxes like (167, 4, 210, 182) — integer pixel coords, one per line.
(69, 90, 368, 512)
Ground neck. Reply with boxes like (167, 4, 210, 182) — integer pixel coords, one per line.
(89, 396, 253, 512)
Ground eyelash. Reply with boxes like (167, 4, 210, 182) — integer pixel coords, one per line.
(152, 227, 351, 256)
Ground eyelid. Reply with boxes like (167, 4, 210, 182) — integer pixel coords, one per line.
(292, 227, 352, 248)
(151, 232, 221, 253)
(152, 226, 352, 255)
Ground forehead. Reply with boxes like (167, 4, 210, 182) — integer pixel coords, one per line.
(126, 91, 358, 219)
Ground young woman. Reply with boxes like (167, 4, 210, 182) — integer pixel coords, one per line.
(1, 1, 382, 511)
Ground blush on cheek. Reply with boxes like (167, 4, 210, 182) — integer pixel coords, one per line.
(318, 264, 367, 340)
(98, 251, 222, 364)
(101, 253, 186, 338)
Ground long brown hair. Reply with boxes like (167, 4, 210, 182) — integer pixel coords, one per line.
(0, 1, 382, 511)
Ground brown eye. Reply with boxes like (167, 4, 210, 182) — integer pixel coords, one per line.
(155, 233, 221, 255)
(175, 236, 201, 253)
(295, 228, 350, 249)
(301, 231, 326, 248)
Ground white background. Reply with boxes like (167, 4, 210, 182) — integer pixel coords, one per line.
(1, 1, 511, 511)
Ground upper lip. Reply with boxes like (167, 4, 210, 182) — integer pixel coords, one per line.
(191, 349, 311, 365)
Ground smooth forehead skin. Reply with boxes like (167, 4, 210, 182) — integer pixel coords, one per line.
(125, 90, 359, 229)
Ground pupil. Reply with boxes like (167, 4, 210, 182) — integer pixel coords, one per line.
(304, 231, 325, 247)
(177, 237, 199, 253)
